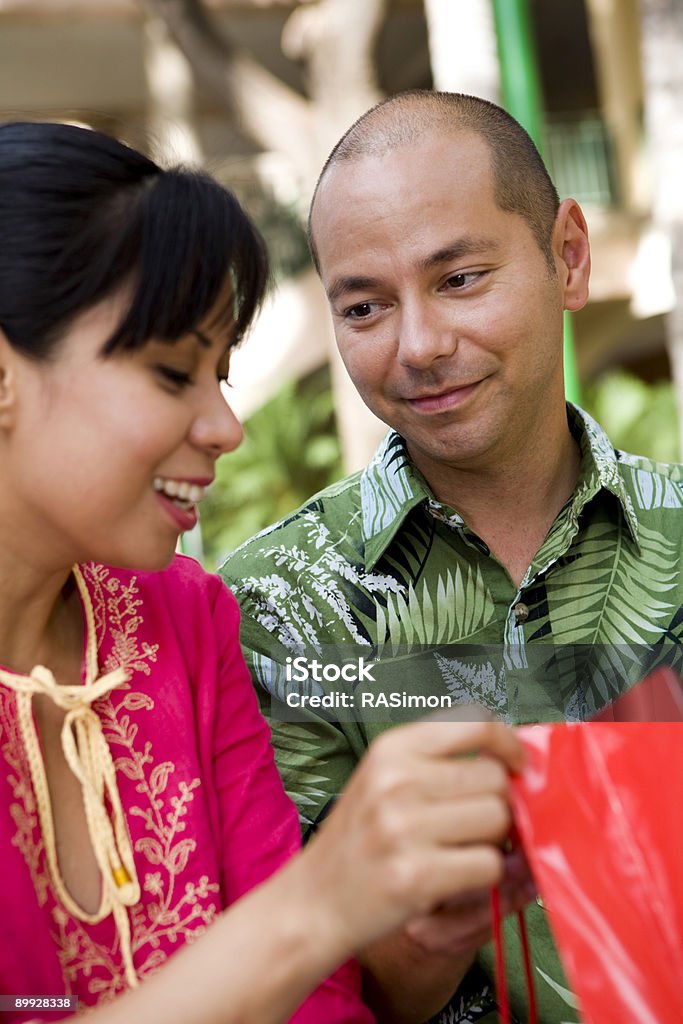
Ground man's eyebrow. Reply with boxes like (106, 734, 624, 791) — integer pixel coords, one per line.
(327, 275, 383, 306)
(419, 238, 501, 272)
(326, 239, 501, 304)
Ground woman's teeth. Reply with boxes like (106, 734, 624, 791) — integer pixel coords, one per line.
(153, 477, 207, 508)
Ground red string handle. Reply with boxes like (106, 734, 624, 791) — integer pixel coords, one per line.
(491, 887, 538, 1024)
(491, 887, 511, 1023)
(518, 904, 538, 1023)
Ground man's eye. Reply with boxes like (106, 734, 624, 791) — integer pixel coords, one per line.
(443, 272, 482, 290)
(157, 366, 194, 388)
(344, 301, 382, 320)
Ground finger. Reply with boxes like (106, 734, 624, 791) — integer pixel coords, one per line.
(417, 845, 506, 907)
(407, 918, 497, 956)
(406, 880, 537, 956)
(349, 747, 514, 821)
(380, 718, 525, 773)
(378, 844, 505, 924)
(437, 860, 536, 914)
(412, 755, 510, 803)
(405, 904, 497, 954)
(438, 888, 499, 914)
(431, 794, 513, 847)
(371, 792, 512, 855)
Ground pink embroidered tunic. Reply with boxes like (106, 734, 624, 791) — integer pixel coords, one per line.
(0, 555, 373, 1022)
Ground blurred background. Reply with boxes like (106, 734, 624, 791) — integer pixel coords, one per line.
(1, 0, 681, 566)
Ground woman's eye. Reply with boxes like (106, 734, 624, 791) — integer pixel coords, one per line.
(157, 366, 194, 388)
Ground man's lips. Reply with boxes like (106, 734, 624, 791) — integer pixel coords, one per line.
(405, 380, 484, 413)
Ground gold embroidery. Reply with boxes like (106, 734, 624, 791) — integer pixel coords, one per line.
(101, 702, 219, 972)
(0, 689, 48, 905)
(84, 564, 160, 677)
(1, 564, 220, 1002)
(52, 907, 123, 999)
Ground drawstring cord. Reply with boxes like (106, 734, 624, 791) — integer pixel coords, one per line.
(492, 886, 538, 1024)
(0, 566, 139, 987)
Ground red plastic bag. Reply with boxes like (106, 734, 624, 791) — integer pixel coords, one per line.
(510, 674, 683, 1024)
(590, 664, 683, 722)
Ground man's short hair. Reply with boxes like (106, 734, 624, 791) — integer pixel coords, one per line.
(309, 90, 560, 271)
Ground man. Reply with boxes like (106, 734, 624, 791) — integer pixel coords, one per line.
(221, 91, 683, 1023)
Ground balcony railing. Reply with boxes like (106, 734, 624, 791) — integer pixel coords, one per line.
(545, 113, 618, 206)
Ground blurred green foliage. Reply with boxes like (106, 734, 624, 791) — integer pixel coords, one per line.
(256, 194, 311, 280)
(583, 370, 680, 464)
(201, 367, 342, 569)
(220, 169, 311, 281)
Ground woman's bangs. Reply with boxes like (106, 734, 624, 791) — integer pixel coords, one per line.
(105, 170, 268, 352)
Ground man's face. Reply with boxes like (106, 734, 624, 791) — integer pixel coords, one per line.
(311, 132, 587, 480)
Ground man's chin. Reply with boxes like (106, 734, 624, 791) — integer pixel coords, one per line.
(405, 427, 500, 472)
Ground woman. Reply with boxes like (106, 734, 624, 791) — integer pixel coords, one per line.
(0, 121, 524, 1023)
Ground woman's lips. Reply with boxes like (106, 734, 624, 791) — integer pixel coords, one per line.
(407, 380, 483, 413)
(155, 491, 199, 533)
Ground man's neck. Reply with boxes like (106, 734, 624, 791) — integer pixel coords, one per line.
(409, 419, 582, 589)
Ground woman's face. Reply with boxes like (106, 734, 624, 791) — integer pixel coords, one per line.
(5, 288, 243, 571)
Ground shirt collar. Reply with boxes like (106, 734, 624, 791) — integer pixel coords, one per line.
(568, 404, 639, 545)
(360, 404, 639, 569)
(360, 433, 433, 569)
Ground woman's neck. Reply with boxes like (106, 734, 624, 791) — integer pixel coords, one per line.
(0, 553, 83, 677)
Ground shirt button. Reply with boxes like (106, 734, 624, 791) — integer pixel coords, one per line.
(513, 602, 529, 624)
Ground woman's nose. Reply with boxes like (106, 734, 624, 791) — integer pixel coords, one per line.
(191, 384, 244, 458)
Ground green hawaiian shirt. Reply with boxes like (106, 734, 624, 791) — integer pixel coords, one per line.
(220, 405, 683, 1024)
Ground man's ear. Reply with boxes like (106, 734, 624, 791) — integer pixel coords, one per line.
(0, 328, 19, 430)
(552, 198, 591, 313)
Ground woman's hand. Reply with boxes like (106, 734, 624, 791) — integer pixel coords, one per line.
(70, 718, 524, 1024)
(300, 717, 525, 956)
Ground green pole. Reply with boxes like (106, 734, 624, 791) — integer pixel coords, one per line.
(562, 311, 580, 403)
(491, 0, 581, 404)
(491, 0, 545, 151)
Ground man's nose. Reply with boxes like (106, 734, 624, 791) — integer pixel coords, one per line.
(396, 300, 457, 368)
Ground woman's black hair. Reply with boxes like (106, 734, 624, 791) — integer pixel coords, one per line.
(0, 121, 269, 359)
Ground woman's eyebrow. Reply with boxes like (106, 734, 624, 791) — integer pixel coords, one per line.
(194, 329, 211, 348)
